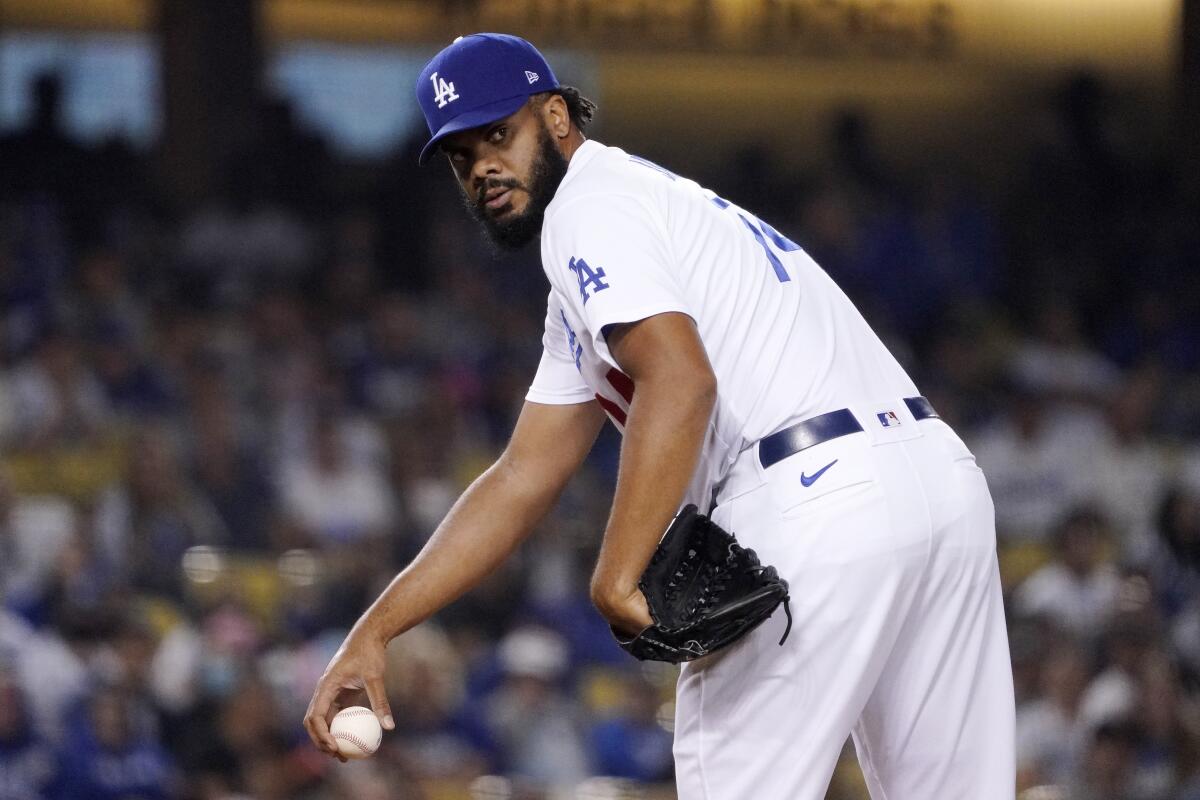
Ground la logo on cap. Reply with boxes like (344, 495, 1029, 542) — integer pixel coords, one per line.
(431, 71, 459, 108)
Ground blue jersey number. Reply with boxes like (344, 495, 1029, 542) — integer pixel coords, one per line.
(627, 154, 801, 284)
(709, 195, 800, 283)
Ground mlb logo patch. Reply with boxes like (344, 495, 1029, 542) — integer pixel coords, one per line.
(877, 411, 901, 428)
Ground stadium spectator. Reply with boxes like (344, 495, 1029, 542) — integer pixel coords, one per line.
(589, 672, 674, 783)
(1013, 506, 1122, 640)
(1145, 486, 1200, 622)
(93, 424, 227, 601)
(183, 381, 275, 551)
(1090, 367, 1171, 551)
(0, 72, 86, 202)
(277, 409, 394, 549)
(1067, 720, 1143, 800)
(485, 626, 590, 787)
(1128, 653, 1200, 798)
(1016, 642, 1090, 788)
(0, 670, 58, 800)
(5, 327, 111, 451)
(54, 684, 177, 800)
(972, 378, 1103, 541)
(1079, 615, 1161, 733)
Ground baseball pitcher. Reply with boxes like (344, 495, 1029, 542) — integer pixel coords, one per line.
(305, 33, 1016, 799)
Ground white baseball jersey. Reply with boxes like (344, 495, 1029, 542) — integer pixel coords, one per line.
(526, 139, 918, 501)
(526, 140, 1015, 800)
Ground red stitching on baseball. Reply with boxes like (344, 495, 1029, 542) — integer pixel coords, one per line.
(333, 709, 380, 754)
(335, 731, 376, 753)
(340, 708, 375, 718)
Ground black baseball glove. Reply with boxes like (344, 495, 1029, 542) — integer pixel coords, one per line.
(613, 504, 792, 663)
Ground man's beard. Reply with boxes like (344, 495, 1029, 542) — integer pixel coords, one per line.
(465, 127, 570, 252)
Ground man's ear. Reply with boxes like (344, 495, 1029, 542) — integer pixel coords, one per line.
(542, 93, 571, 139)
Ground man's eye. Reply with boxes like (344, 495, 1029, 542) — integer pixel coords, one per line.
(489, 126, 507, 143)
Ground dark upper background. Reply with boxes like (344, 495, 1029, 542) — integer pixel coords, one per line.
(1, 2, 1199, 799)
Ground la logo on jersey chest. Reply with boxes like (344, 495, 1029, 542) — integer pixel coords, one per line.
(430, 72, 459, 108)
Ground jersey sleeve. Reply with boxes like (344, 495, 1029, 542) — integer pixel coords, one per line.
(544, 193, 692, 367)
(525, 298, 595, 405)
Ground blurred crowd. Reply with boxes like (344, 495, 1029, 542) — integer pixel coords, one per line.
(1, 67, 1199, 800)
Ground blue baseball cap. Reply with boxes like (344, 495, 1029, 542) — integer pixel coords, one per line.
(416, 33, 560, 165)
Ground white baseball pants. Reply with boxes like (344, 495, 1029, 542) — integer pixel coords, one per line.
(673, 402, 1015, 799)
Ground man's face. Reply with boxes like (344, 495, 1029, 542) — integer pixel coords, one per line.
(440, 99, 570, 251)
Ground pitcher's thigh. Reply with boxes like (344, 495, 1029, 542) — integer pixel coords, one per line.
(852, 476, 1015, 799)
(674, 498, 931, 800)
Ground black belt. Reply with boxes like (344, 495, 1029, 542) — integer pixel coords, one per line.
(758, 396, 939, 469)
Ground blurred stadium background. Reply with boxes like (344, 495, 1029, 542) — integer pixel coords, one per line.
(0, 1, 1198, 798)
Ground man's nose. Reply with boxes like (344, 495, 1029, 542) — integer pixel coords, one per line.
(471, 154, 503, 186)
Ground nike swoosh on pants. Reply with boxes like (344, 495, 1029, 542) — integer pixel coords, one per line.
(800, 459, 838, 487)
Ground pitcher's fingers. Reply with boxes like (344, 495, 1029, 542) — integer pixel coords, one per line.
(304, 711, 337, 756)
(304, 680, 342, 754)
(363, 676, 395, 731)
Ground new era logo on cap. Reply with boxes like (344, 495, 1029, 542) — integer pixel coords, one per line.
(415, 33, 561, 164)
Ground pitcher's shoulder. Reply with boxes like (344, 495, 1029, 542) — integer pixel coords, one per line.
(557, 142, 650, 195)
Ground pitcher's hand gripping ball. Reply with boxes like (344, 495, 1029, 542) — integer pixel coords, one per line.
(330, 706, 382, 759)
(613, 504, 792, 663)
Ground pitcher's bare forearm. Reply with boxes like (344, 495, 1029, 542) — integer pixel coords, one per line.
(353, 400, 605, 645)
(358, 460, 557, 642)
(590, 313, 717, 625)
(304, 399, 603, 756)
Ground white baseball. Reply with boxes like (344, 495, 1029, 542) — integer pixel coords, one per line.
(330, 706, 382, 759)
